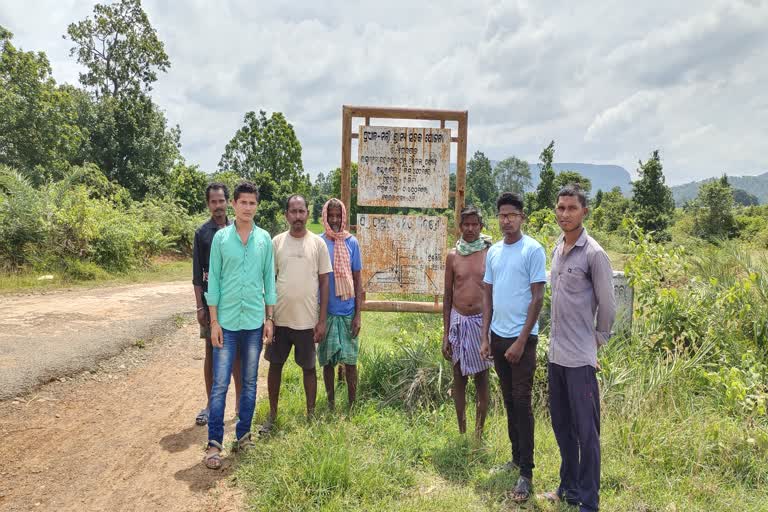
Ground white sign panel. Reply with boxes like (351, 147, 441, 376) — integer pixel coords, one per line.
(357, 126, 451, 208)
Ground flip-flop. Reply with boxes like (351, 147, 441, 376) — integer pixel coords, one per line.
(509, 476, 532, 503)
(490, 459, 519, 474)
(195, 408, 209, 426)
(203, 440, 224, 470)
(538, 490, 579, 507)
(257, 418, 274, 436)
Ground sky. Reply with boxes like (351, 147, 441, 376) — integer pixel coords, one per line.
(2, 0, 767, 184)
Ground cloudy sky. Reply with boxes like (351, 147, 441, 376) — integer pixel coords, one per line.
(2, 0, 767, 184)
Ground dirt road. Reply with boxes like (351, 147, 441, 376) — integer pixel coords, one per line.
(0, 282, 257, 511)
(0, 282, 192, 400)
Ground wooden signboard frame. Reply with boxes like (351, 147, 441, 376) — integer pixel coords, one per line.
(340, 105, 468, 313)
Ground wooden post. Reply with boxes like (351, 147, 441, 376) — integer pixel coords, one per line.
(341, 106, 352, 227)
(455, 112, 468, 236)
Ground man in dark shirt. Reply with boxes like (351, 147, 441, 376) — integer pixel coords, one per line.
(192, 182, 240, 426)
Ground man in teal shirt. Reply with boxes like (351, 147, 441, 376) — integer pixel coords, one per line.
(203, 181, 277, 469)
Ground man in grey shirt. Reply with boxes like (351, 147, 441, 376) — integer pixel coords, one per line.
(542, 184, 616, 512)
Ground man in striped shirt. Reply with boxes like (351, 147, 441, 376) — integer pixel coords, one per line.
(442, 206, 493, 439)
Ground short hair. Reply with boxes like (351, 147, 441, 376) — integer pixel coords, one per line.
(205, 182, 229, 202)
(557, 184, 588, 208)
(233, 181, 259, 201)
(326, 198, 344, 212)
(285, 194, 308, 211)
(496, 192, 524, 212)
(459, 206, 483, 225)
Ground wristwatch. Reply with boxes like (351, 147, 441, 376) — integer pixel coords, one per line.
(265, 315, 274, 323)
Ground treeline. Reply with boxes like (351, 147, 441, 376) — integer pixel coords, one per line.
(0, 0, 311, 275)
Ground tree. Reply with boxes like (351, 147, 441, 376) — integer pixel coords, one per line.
(631, 150, 675, 240)
(554, 170, 592, 195)
(593, 189, 603, 209)
(466, 151, 497, 211)
(733, 188, 759, 207)
(85, 93, 181, 199)
(310, 171, 334, 223)
(693, 175, 737, 241)
(0, 28, 86, 183)
(169, 162, 208, 215)
(65, 0, 170, 98)
(494, 156, 531, 195)
(592, 187, 630, 232)
(219, 110, 308, 234)
(535, 141, 557, 211)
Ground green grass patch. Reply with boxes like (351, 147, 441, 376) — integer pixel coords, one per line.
(0, 257, 191, 294)
(308, 221, 324, 234)
(237, 312, 768, 511)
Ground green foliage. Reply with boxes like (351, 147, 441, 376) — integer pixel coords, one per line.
(65, 0, 170, 98)
(0, 165, 196, 274)
(85, 93, 181, 199)
(219, 110, 308, 234)
(692, 175, 738, 241)
(535, 140, 557, 210)
(592, 186, 631, 232)
(554, 170, 591, 194)
(493, 156, 530, 196)
(0, 31, 86, 183)
(631, 150, 675, 241)
(466, 151, 496, 213)
(701, 351, 768, 417)
(733, 188, 760, 207)
(169, 162, 208, 214)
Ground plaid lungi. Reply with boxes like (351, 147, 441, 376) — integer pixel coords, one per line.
(318, 313, 359, 366)
(449, 308, 493, 376)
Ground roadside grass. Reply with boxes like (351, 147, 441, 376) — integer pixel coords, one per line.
(237, 312, 768, 512)
(0, 257, 191, 294)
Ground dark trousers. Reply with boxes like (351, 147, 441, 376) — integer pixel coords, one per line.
(548, 362, 601, 512)
(491, 332, 538, 479)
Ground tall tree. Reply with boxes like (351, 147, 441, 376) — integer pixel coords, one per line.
(593, 186, 630, 232)
(494, 156, 531, 195)
(631, 150, 675, 240)
(535, 140, 557, 210)
(219, 110, 308, 234)
(86, 93, 180, 199)
(0, 28, 85, 183)
(65, 0, 170, 98)
(467, 151, 497, 211)
(554, 170, 592, 195)
(693, 175, 737, 240)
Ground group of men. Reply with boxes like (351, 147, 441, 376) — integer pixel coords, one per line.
(443, 187, 615, 511)
(191, 182, 362, 471)
(191, 179, 615, 512)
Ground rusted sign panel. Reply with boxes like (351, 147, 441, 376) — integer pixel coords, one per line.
(357, 214, 446, 294)
(357, 126, 451, 208)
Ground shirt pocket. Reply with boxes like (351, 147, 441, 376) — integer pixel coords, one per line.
(563, 266, 590, 293)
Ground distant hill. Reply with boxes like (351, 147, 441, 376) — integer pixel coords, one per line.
(451, 162, 632, 195)
(671, 172, 768, 205)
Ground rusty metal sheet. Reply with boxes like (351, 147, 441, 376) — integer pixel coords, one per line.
(357, 214, 446, 294)
(357, 126, 451, 208)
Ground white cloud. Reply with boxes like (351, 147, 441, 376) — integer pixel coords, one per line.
(1, 0, 766, 183)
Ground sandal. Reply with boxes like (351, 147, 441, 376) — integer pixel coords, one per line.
(509, 476, 532, 502)
(257, 418, 274, 437)
(234, 432, 255, 453)
(203, 440, 224, 470)
(195, 408, 209, 426)
(538, 489, 579, 507)
(490, 459, 519, 474)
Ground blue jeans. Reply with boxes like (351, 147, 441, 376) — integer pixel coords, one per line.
(208, 326, 263, 446)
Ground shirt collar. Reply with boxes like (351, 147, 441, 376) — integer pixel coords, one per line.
(556, 227, 589, 247)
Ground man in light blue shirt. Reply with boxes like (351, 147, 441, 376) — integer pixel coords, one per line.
(480, 192, 546, 502)
(203, 181, 276, 469)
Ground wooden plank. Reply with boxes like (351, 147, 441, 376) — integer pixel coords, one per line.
(454, 112, 468, 235)
(345, 105, 466, 122)
(362, 300, 442, 313)
(341, 106, 352, 226)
